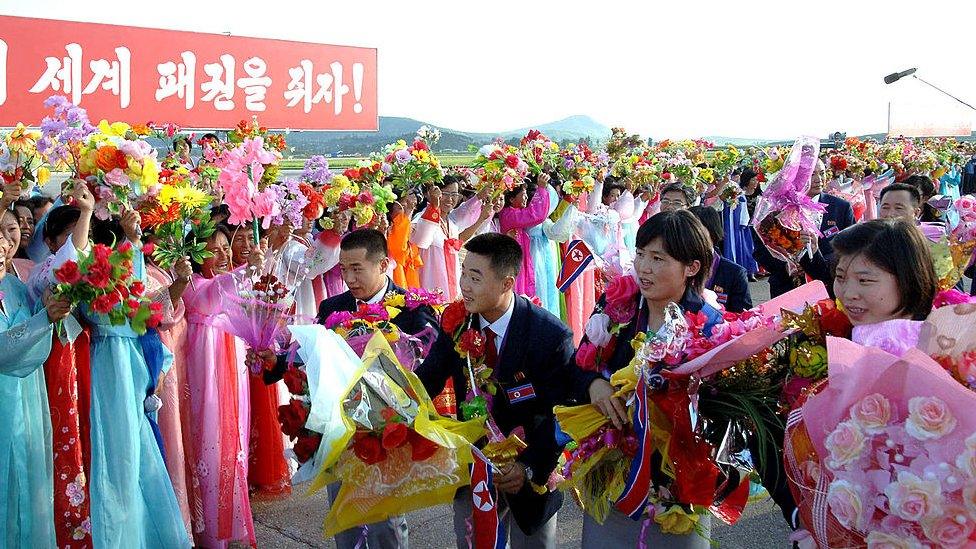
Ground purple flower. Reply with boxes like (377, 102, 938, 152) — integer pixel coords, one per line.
(394, 148, 412, 163)
(325, 310, 354, 329)
(563, 159, 574, 170)
(381, 162, 392, 174)
(301, 155, 334, 185)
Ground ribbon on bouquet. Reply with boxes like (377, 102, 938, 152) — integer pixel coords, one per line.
(613, 375, 654, 519)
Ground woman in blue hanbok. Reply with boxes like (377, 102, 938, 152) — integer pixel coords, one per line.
(528, 183, 561, 317)
(82, 209, 190, 548)
(0, 233, 71, 547)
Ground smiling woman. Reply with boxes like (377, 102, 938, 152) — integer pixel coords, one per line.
(832, 219, 937, 327)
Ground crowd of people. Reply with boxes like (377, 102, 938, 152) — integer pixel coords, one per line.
(3, 106, 976, 549)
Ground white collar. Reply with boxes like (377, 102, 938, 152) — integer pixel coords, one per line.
(811, 193, 822, 202)
(363, 277, 390, 305)
(479, 293, 516, 340)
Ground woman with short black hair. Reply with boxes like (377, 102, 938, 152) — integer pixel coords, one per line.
(571, 210, 722, 547)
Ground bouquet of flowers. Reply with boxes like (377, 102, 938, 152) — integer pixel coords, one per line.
(214, 135, 282, 239)
(926, 195, 976, 290)
(751, 136, 826, 269)
(718, 182, 745, 206)
(226, 117, 286, 186)
(471, 140, 530, 199)
(218, 263, 309, 373)
(383, 127, 443, 193)
(36, 95, 97, 176)
(519, 129, 560, 175)
(75, 120, 161, 220)
(52, 242, 162, 335)
(709, 145, 741, 177)
(605, 127, 647, 162)
(785, 337, 976, 548)
(290, 331, 484, 536)
(556, 143, 608, 201)
(137, 165, 215, 269)
(0, 123, 51, 193)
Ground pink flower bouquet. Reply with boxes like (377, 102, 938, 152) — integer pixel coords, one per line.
(786, 337, 976, 548)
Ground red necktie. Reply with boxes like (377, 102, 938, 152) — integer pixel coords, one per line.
(483, 327, 498, 370)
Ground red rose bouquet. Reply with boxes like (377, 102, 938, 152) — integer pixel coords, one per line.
(53, 242, 162, 335)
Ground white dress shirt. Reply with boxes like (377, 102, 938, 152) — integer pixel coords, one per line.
(479, 293, 516, 354)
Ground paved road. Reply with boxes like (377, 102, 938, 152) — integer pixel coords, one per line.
(253, 281, 791, 548)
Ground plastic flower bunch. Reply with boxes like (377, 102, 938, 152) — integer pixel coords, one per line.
(52, 241, 162, 335)
(76, 120, 161, 220)
(472, 139, 530, 199)
(226, 117, 285, 186)
(137, 162, 215, 268)
(0, 123, 51, 193)
(36, 95, 97, 176)
(519, 129, 560, 175)
(709, 145, 740, 177)
(214, 136, 281, 229)
(557, 142, 605, 199)
(265, 178, 311, 228)
(382, 133, 442, 193)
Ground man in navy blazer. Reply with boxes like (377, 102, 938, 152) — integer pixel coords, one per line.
(753, 159, 854, 298)
(416, 233, 575, 548)
(253, 228, 436, 549)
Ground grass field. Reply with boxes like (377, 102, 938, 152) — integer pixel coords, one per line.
(279, 154, 477, 170)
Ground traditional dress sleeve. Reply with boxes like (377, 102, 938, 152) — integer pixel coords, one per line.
(448, 196, 484, 232)
(0, 307, 53, 378)
(499, 186, 551, 232)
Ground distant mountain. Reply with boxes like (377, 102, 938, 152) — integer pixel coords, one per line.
(281, 115, 611, 157)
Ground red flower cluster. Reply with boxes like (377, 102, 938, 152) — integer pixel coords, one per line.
(351, 426, 440, 465)
(813, 298, 852, 338)
(299, 182, 325, 220)
(278, 398, 311, 439)
(441, 300, 468, 334)
(829, 155, 848, 172)
(343, 161, 383, 183)
(457, 329, 486, 359)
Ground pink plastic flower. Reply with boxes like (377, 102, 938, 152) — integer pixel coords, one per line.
(884, 471, 943, 522)
(584, 313, 612, 348)
(825, 420, 867, 467)
(252, 189, 281, 229)
(905, 396, 957, 441)
(865, 531, 923, 549)
(850, 393, 893, 434)
(103, 168, 129, 187)
(826, 480, 865, 530)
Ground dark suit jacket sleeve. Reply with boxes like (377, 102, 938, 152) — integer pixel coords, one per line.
(414, 327, 463, 400)
(517, 322, 576, 479)
(725, 266, 753, 313)
(839, 201, 855, 230)
(799, 250, 834, 297)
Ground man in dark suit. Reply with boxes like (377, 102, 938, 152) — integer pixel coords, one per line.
(416, 233, 575, 548)
(753, 159, 853, 298)
(314, 229, 437, 334)
(253, 228, 435, 549)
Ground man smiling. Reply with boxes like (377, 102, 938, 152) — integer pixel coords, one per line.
(416, 232, 575, 548)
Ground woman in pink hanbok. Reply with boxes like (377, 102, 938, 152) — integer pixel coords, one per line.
(411, 176, 484, 301)
(499, 173, 552, 297)
(145, 255, 197, 537)
(182, 226, 258, 548)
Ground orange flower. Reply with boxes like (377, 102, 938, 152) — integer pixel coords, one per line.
(95, 146, 126, 173)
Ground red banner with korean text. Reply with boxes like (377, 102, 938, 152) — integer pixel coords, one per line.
(0, 15, 378, 130)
